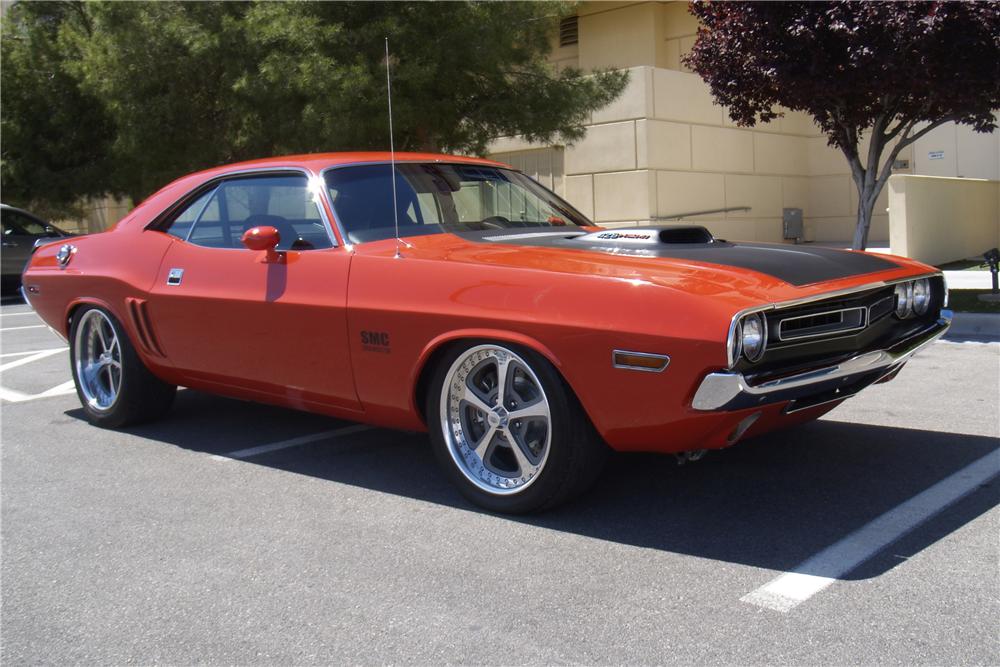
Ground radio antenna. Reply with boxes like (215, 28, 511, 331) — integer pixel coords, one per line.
(384, 37, 408, 259)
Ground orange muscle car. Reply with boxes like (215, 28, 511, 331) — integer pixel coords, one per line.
(22, 153, 951, 512)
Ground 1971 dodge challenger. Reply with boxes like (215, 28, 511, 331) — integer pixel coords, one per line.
(22, 152, 951, 512)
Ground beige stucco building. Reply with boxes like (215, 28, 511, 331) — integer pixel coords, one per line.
(489, 1, 1000, 261)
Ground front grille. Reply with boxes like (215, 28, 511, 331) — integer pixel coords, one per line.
(764, 285, 893, 350)
(778, 306, 867, 341)
(868, 294, 895, 323)
(735, 275, 945, 378)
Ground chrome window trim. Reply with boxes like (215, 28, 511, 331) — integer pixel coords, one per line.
(318, 160, 592, 245)
(776, 306, 868, 342)
(183, 183, 222, 243)
(724, 271, 943, 369)
(148, 166, 340, 249)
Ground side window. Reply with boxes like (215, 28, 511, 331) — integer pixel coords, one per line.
(165, 174, 332, 251)
(2, 210, 46, 236)
(15, 213, 47, 235)
(1, 209, 25, 236)
(165, 189, 215, 240)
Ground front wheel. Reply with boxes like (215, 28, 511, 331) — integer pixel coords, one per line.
(70, 305, 176, 428)
(426, 342, 607, 513)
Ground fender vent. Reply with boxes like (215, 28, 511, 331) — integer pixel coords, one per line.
(125, 297, 165, 357)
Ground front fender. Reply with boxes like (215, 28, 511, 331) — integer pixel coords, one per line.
(409, 327, 565, 420)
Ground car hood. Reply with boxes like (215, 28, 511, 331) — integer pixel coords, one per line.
(360, 225, 929, 307)
(473, 226, 906, 286)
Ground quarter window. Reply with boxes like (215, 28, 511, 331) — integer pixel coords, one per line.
(165, 174, 332, 250)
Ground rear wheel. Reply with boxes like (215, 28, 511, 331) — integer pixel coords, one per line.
(70, 305, 176, 428)
(427, 342, 607, 513)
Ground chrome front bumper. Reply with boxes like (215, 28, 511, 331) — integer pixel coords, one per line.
(691, 312, 952, 412)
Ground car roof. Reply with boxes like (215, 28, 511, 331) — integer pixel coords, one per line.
(212, 152, 509, 173)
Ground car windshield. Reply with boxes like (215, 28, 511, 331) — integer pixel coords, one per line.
(324, 163, 590, 243)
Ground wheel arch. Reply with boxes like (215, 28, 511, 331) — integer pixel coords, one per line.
(64, 297, 119, 339)
(411, 328, 566, 427)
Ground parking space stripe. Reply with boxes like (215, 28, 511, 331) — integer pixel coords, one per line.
(0, 311, 39, 317)
(0, 348, 67, 372)
(0, 380, 76, 403)
(1, 324, 47, 331)
(0, 347, 67, 359)
(741, 451, 999, 613)
(211, 424, 374, 461)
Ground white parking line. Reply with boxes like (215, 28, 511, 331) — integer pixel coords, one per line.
(0, 380, 76, 403)
(741, 451, 999, 613)
(0, 311, 38, 318)
(211, 424, 373, 461)
(0, 348, 67, 372)
(0, 347, 67, 359)
(1, 325, 47, 331)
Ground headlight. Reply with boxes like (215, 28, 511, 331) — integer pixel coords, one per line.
(729, 320, 743, 367)
(740, 313, 766, 362)
(894, 282, 912, 319)
(912, 278, 931, 315)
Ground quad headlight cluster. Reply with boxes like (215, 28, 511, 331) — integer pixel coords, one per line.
(730, 312, 767, 365)
(894, 278, 932, 319)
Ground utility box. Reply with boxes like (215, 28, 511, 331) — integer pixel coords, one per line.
(783, 208, 803, 242)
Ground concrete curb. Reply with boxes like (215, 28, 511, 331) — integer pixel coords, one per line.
(944, 270, 994, 290)
(944, 311, 1000, 341)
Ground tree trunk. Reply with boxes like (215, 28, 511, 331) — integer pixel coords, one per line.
(851, 187, 874, 251)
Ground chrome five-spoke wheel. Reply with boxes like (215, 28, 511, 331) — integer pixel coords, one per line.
(69, 305, 176, 428)
(74, 308, 122, 412)
(440, 344, 552, 494)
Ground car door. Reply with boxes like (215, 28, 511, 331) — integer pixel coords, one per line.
(146, 172, 360, 412)
(1, 209, 49, 279)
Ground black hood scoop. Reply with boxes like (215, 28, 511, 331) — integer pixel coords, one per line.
(475, 225, 901, 287)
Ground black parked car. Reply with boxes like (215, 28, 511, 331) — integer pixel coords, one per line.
(1, 203, 71, 293)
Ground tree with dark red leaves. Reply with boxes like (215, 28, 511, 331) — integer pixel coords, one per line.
(685, 1, 999, 250)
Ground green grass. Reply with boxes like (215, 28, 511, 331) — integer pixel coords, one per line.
(948, 289, 1000, 314)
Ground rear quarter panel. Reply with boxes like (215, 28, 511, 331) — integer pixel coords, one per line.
(23, 228, 180, 381)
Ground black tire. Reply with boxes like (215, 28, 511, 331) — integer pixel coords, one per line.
(426, 340, 608, 513)
(69, 305, 176, 428)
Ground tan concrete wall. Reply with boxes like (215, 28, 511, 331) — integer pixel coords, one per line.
(490, 0, 998, 248)
(911, 116, 1000, 181)
(888, 175, 1000, 266)
(493, 65, 863, 241)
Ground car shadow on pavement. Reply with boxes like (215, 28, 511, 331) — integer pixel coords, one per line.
(68, 389, 999, 581)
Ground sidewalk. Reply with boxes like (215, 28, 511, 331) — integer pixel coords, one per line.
(946, 311, 1000, 341)
(944, 271, 994, 290)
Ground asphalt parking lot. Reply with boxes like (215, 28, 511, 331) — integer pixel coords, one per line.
(2, 300, 997, 665)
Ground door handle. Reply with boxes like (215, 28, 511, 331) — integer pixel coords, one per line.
(166, 268, 184, 286)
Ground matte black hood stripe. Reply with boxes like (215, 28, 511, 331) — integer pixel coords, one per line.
(469, 229, 901, 287)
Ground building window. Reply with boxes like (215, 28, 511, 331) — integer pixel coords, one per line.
(559, 16, 578, 47)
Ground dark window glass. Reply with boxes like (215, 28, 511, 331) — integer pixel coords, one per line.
(2, 209, 47, 236)
(166, 174, 332, 251)
(325, 164, 589, 243)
